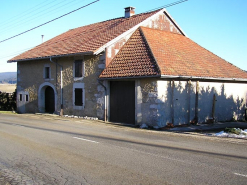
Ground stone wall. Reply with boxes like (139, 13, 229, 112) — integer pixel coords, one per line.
(16, 53, 106, 119)
(140, 78, 158, 126)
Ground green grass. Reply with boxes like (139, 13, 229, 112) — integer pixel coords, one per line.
(0, 111, 16, 114)
(224, 127, 241, 135)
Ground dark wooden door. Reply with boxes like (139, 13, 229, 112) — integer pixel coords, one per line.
(45, 86, 55, 113)
(110, 81, 135, 124)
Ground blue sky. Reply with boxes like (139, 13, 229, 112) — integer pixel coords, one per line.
(0, 0, 246, 72)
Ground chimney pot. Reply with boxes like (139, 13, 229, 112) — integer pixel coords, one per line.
(124, 7, 135, 18)
(41, 35, 44, 43)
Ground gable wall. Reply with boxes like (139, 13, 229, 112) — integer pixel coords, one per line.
(105, 11, 182, 68)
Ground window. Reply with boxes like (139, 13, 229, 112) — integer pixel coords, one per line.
(74, 88, 83, 106)
(43, 64, 51, 79)
(20, 94, 22, 101)
(45, 67, 50, 78)
(26, 95, 28, 102)
(74, 60, 84, 78)
(73, 83, 84, 109)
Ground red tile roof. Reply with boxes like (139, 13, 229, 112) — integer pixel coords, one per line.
(100, 27, 247, 80)
(8, 10, 160, 62)
(99, 28, 160, 78)
(141, 27, 247, 79)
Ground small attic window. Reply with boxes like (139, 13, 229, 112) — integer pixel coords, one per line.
(45, 67, 50, 78)
(74, 60, 84, 78)
(43, 64, 51, 79)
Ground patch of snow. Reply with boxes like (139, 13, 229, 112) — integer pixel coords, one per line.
(214, 128, 247, 139)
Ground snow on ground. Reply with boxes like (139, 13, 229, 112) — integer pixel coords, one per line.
(213, 129, 247, 139)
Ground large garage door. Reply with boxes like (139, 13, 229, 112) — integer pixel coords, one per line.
(110, 81, 135, 124)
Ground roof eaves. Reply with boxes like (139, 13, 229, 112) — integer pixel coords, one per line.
(161, 75, 247, 83)
(7, 51, 94, 63)
(99, 74, 161, 80)
(94, 8, 166, 55)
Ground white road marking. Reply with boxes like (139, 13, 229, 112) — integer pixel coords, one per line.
(73, 137, 99, 143)
(234, 173, 247, 178)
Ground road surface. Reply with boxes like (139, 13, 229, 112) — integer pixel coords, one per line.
(0, 113, 246, 185)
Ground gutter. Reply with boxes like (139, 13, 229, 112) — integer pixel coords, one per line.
(99, 75, 161, 80)
(50, 57, 64, 116)
(160, 75, 247, 83)
(7, 52, 94, 63)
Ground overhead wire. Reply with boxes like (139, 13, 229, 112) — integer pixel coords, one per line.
(0, 0, 85, 35)
(144, 0, 188, 13)
(0, 0, 55, 26)
(0, 0, 100, 44)
(0, 0, 187, 60)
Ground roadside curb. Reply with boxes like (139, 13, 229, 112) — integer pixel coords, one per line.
(4, 113, 247, 142)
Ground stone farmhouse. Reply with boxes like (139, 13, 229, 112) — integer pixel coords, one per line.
(8, 7, 247, 127)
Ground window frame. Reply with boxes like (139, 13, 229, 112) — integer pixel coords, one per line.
(25, 94, 29, 102)
(73, 83, 85, 110)
(43, 64, 51, 80)
(73, 59, 84, 81)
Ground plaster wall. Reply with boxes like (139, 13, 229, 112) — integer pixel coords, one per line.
(139, 78, 158, 126)
(142, 12, 181, 34)
(198, 82, 247, 122)
(139, 79, 247, 127)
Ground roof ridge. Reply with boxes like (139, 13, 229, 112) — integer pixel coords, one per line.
(69, 9, 162, 32)
(139, 27, 161, 75)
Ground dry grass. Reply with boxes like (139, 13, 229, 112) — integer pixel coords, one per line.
(0, 84, 16, 93)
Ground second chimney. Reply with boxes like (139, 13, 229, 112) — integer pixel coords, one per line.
(124, 7, 135, 18)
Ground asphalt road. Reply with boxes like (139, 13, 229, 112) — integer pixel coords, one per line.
(0, 113, 246, 185)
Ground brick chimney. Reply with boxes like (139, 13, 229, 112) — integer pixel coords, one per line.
(124, 7, 135, 18)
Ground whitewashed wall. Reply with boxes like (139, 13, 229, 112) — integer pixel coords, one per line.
(141, 80, 247, 127)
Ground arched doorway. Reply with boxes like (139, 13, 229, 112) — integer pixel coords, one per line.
(45, 86, 55, 113)
(38, 82, 57, 113)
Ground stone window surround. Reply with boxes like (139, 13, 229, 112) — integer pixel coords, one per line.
(73, 57, 85, 81)
(18, 91, 29, 102)
(73, 83, 85, 110)
(43, 64, 53, 81)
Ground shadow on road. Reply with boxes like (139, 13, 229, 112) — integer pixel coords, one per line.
(1, 121, 246, 161)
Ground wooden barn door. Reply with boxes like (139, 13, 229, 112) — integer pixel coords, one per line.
(110, 81, 135, 124)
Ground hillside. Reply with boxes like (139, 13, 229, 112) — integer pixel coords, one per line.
(0, 72, 17, 84)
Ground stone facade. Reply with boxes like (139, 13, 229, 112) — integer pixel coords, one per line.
(16, 53, 106, 119)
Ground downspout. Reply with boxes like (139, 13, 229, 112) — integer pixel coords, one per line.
(98, 80, 107, 122)
(50, 57, 63, 116)
(171, 80, 174, 125)
(194, 81, 199, 123)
